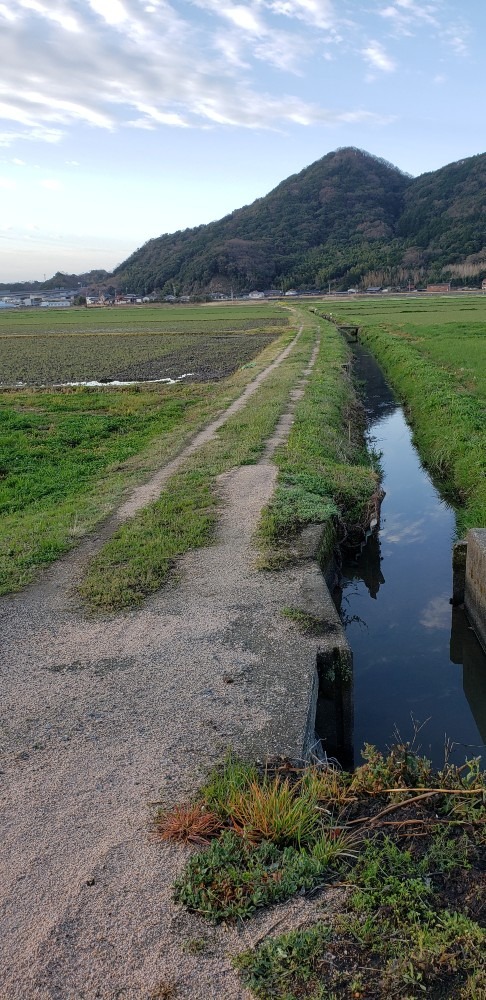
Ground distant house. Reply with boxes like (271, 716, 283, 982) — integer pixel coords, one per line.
(481, 278, 486, 291)
(366, 286, 382, 294)
(249, 290, 265, 299)
(426, 283, 450, 293)
(284, 289, 298, 296)
(40, 298, 71, 308)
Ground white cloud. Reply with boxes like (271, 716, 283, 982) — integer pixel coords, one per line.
(378, 1, 470, 55)
(0, 3, 16, 20)
(88, 0, 128, 26)
(363, 40, 396, 72)
(40, 178, 61, 190)
(267, 0, 335, 31)
(0, 0, 471, 148)
(221, 5, 263, 33)
(420, 594, 450, 630)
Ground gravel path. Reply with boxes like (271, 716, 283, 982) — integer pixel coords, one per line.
(0, 332, 339, 999)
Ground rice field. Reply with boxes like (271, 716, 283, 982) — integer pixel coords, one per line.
(0, 303, 288, 385)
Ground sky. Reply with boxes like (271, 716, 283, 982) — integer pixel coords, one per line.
(0, 0, 484, 283)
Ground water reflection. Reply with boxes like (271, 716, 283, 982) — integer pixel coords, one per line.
(331, 344, 486, 769)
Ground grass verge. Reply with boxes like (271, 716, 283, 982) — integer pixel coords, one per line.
(257, 308, 380, 569)
(316, 300, 486, 533)
(79, 324, 316, 611)
(154, 747, 485, 998)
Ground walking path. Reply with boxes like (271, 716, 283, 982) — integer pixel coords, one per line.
(0, 332, 345, 999)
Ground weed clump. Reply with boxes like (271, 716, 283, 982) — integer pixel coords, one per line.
(174, 831, 331, 922)
(154, 745, 486, 997)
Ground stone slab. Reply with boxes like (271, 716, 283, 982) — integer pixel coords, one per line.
(464, 528, 486, 653)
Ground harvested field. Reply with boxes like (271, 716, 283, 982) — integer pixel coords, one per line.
(0, 304, 287, 385)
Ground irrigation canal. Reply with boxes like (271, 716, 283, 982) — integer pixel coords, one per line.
(329, 343, 486, 770)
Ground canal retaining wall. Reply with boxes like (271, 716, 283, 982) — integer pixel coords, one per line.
(464, 529, 486, 653)
(453, 529, 486, 654)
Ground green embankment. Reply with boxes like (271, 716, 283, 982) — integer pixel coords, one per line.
(258, 310, 379, 567)
(317, 297, 486, 534)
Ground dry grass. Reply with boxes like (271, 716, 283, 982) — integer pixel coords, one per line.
(152, 802, 223, 846)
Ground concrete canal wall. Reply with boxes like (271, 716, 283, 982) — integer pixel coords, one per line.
(453, 529, 486, 654)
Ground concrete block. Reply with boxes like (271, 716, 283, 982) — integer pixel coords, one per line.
(464, 528, 486, 653)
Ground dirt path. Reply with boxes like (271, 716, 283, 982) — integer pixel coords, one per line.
(0, 332, 343, 999)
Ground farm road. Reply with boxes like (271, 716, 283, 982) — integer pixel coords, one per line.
(0, 330, 334, 999)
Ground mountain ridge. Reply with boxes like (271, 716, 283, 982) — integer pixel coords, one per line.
(4, 148, 486, 294)
(111, 147, 486, 294)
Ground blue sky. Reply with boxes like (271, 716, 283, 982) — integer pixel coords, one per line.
(0, 0, 483, 282)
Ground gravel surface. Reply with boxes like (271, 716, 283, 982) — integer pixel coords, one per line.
(0, 334, 334, 999)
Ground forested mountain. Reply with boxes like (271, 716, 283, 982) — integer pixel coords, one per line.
(111, 148, 486, 294)
(9, 149, 485, 296)
(0, 270, 109, 295)
(112, 148, 408, 294)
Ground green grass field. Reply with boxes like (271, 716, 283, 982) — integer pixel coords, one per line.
(0, 304, 293, 594)
(321, 295, 486, 531)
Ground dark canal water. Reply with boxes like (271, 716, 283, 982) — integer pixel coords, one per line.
(330, 344, 486, 770)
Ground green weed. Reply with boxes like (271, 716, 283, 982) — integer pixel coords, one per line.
(234, 923, 334, 1000)
(174, 831, 332, 922)
(281, 607, 328, 634)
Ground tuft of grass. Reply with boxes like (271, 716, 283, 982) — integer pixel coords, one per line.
(281, 607, 328, 635)
(151, 801, 223, 846)
(200, 752, 259, 819)
(228, 776, 321, 847)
